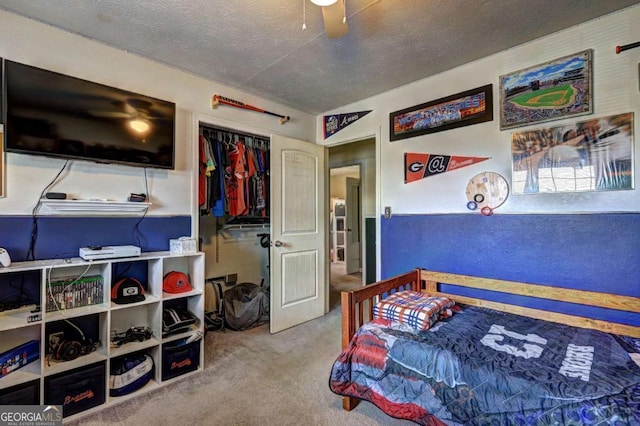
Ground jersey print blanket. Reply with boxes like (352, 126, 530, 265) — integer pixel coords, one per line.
(329, 306, 640, 426)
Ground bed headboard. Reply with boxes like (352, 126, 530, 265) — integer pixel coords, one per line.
(341, 269, 640, 351)
(340, 269, 421, 349)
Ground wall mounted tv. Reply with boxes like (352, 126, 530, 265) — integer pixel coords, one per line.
(3, 60, 175, 169)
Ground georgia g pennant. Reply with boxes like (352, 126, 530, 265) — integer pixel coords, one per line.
(404, 153, 490, 183)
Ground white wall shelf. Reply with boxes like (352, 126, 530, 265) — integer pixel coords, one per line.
(38, 199, 151, 216)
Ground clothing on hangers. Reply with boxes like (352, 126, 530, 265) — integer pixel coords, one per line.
(199, 125, 270, 221)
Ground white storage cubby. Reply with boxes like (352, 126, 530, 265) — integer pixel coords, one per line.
(0, 325, 41, 388)
(110, 304, 162, 358)
(0, 251, 204, 421)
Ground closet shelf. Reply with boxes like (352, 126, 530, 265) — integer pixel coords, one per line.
(38, 199, 151, 216)
(222, 223, 270, 231)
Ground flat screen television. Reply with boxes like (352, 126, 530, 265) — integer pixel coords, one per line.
(3, 60, 175, 169)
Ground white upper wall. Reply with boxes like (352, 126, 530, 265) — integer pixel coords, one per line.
(319, 5, 640, 215)
(0, 11, 315, 216)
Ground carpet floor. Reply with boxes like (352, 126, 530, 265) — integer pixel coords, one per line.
(68, 268, 412, 425)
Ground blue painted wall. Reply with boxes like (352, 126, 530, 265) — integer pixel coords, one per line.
(381, 213, 640, 326)
(0, 216, 191, 262)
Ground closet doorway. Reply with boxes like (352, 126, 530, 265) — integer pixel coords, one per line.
(198, 122, 327, 333)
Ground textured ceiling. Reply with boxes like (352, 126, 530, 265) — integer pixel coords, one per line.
(0, 0, 638, 115)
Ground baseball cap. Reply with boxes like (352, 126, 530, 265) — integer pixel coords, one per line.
(111, 277, 146, 304)
(163, 271, 193, 294)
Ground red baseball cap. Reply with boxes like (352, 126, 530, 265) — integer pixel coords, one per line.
(163, 271, 193, 294)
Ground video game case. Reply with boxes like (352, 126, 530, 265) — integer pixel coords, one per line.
(45, 275, 104, 312)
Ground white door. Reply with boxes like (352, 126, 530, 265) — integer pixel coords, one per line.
(270, 134, 327, 333)
(345, 177, 361, 274)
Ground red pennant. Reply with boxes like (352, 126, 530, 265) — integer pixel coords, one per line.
(404, 153, 490, 183)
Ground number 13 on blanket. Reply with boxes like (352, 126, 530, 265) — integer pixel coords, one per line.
(480, 324, 594, 381)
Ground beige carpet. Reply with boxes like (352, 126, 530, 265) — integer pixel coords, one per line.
(68, 268, 412, 425)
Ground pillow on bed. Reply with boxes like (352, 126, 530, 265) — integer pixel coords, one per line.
(372, 291, 455, 331)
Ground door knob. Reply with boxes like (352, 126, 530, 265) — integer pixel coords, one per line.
(274, 240, 284, 247)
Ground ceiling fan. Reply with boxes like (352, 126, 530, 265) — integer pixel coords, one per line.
(89, 98, 160, 133)
(310, 0, 349, 39)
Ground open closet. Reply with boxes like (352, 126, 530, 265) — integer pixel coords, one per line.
(198, 123, 272, 316)
(198, 123, 327, 334)
(199, 124, 271, 225)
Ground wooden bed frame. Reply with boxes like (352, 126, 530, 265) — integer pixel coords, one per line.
(340, 268, 640, 411)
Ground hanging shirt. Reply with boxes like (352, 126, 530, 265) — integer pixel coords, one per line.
(198, 134, 207, 208)
(226, 141, 247, 217)
(246, 147, 257, 178)
(255, 174, 266, 212)
(204, 138, 216, 176)
(212, 139, 226, 217)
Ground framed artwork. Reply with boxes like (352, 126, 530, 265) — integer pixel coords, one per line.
(0, 58, 4, 196)
(0, 57, 2, 124)
(0, 57, 3, 197)
(511, 112, 633, 194)
(499, 49, 592, 130)
(0, 131, 3, 198)
(390, 84, 492, 141)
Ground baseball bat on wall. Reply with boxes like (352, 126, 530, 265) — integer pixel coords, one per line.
(615, 41, 640, 54)
(212, 95, 291, 124)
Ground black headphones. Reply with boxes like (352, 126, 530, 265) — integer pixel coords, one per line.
(49, 320, 98, 362)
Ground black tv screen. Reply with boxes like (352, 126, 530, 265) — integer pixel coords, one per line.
(3, 60, 175, 169)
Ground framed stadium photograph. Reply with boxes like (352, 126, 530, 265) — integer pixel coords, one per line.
(499, 49, 593, 130)
(0, 57, 2, 125)
(511, 112, 633, 194)
(390, 84, 493, 141)
(0, 58, 3, 197)
(0, 131, 3, 198)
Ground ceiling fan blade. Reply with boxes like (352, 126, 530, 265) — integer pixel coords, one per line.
(321, 0, 348, 39)
(88, 111, 132, 118)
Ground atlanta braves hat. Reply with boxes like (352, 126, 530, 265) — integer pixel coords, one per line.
(111, 277, 146, 304)
(163, 271, 193, 294)
(109, 353, 154, 397)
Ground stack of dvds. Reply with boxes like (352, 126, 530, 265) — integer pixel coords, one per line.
(46, 275, 104, 312)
